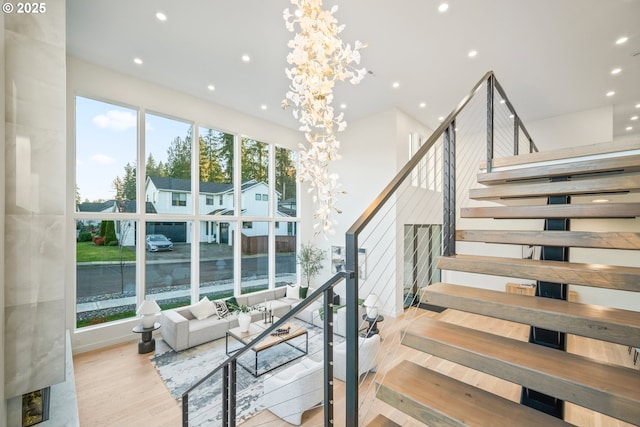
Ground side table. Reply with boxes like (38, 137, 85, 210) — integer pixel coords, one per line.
(362, 314, 384, 337)
(132, 322, 161, 354)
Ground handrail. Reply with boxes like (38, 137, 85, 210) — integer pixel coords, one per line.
(343, 70, 537, 425)
(346, 71, 536, 236)
(180, 271, 349, 425)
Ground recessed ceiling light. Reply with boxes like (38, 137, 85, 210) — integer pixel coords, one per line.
(631, 116, 638, 121)
(242, 54, 251, 62)
(636, 103, 640, 109)
(207, 84, 215, 91)
(611, 68, 622, 75)
(340, 103, 347, 109)
(592, 198, 610, 203)
(616, 36, 628, 45)
(468, 50, 477, 58)
(626, 126, 633, 131)
(438, 3, 449, 12)
(509, 114, 515, 119)
(133, 57, 143, 65)
(606, 91, 615, 97)
(499, 99, 506, 104)
(419, 102, 426, 108)
(438, 116, 444, 122)
(156, 11, 167, 21)
(260, 104, 267, 110)
(392, 82, 400, 88)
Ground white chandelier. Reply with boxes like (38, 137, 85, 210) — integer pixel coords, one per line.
(283, 0, 366, 235)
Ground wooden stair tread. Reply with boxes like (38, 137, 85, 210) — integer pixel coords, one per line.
(469, 174, 640, 200)
(480, 139, 640, 170)
(402, 318, 640, 425)
(437, 254, 640, 292)
(377, 360, 573, 427)
(366, 414, 402, 427)
(461, 203, 640, 219)
(421, 283, 640, 347)
(456, 229, 640, 250)
(478, 153, 640, 184)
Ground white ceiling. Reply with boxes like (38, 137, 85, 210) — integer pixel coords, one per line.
(66, 0, 640, 139)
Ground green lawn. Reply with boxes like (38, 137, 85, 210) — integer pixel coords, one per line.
(76, 241, 136, 262)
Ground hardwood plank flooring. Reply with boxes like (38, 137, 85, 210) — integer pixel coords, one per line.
(73, 308, 639, 427)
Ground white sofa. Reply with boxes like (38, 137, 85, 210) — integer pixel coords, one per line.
(262, 357, 324, 425)
(160, 286, 321, 351)
(160, 285, 367, 351)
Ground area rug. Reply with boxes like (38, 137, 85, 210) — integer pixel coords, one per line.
(151, 320, 340, 426)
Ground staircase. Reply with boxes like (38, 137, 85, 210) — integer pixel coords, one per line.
(372, 140, 640, 426)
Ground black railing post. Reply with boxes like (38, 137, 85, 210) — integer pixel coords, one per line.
(324, 287, 335, 425)
(344, 232, 359, 427)
(514, 115, 520, 156)
(442, 120, 456, 257)
(487, 74, 495, 172)
(229, 360, 237, 427)
(182, 393, 189, 427)
(222, 364, 229, 427)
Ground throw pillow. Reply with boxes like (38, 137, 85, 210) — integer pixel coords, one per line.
(286, 284, 300, 300)
(225, 296, 239, 312)
(190, 297, 215, 320)
(214, 300, 230, 318)
(299, 286, 309, 299)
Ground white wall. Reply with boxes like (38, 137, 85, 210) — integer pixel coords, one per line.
(67, 58, 302, 353)
(526, 106, 613, 151)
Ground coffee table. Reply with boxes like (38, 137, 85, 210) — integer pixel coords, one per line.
(225, 320, 308, 377)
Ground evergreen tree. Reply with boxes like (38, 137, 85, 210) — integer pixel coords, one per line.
(166, 128, 192, 179)
(241, 138, 268, 183)
(276, 147, 296, 201)
(104, 220, 118, 245)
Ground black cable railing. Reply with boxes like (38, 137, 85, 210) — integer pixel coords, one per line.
(180, 271, 350, 426)
(343, 71, 537, 426)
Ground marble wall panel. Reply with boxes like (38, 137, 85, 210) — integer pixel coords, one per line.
(4, 125, 66, 215)
(4, 3, 65, 48)
(4, 300, 65, 398)
(4, 215, 65, 306)
(4, 31, 65, 131)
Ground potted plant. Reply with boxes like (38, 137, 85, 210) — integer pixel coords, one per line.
(297, 243, 325, 295)
(236, 304, 251, 333)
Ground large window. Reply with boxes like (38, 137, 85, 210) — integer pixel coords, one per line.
(74, 96, 299, 328)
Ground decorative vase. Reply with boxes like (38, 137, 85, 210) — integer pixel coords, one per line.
(238, 313, 251, 333)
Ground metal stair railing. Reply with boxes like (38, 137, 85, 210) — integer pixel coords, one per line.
(180, 271, 350, 427)
(342, 71, 537, 426)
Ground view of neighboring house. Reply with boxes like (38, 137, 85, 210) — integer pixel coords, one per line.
(77, 176, 297, 248)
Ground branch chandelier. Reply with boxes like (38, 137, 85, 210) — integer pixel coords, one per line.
(283, 0, 366, 235)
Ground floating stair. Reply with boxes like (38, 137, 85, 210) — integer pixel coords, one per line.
(378, 139, 640, 426)
(376, 360, 574, 427)
(401, 318, 640, 425)
(421, 282, 640, 347)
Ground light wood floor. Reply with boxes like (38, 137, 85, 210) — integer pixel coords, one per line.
(73, 308, 639, 427)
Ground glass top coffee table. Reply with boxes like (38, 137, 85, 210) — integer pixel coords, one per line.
(225, 319, 308, 377)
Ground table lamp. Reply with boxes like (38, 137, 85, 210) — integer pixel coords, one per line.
(137, 299, 161, 328)
(364, 294, 379, 319)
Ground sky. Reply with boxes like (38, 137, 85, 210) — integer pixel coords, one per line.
(75, 96, 192, 202)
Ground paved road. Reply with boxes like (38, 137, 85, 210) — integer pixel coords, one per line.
(76, 253, 296, 298)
